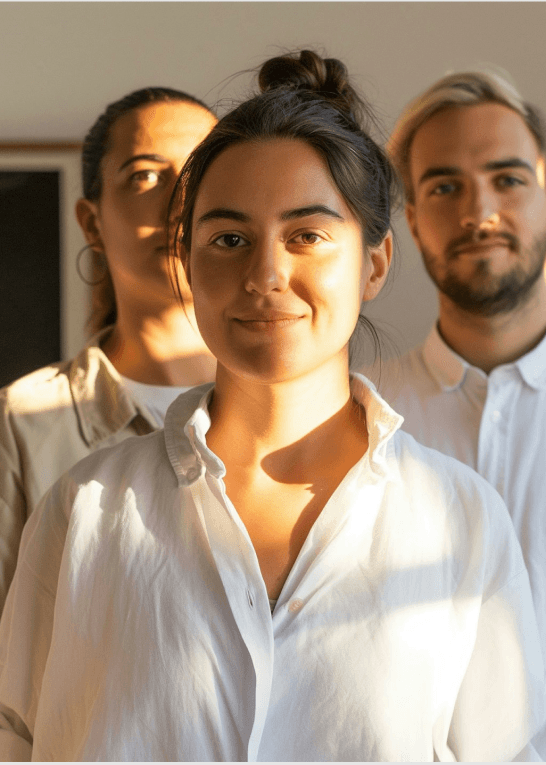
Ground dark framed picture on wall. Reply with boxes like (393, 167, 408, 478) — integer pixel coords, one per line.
(0, 144, 88, 387)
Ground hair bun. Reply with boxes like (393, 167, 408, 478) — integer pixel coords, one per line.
(258, 50, 359, 121)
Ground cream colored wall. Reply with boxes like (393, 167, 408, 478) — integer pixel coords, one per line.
(2, 1, 545, 357)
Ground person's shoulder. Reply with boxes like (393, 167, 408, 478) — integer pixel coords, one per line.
(361, 342, 429, 402)
(390, 428, 510, 542)
(393, 428, 494, 493)
(68, 429, 167, 484)
(0, 358, 71, 414)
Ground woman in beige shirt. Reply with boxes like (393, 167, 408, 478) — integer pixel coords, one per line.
(0, 87, 217, 610)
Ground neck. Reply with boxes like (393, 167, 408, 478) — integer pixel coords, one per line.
(102, 300, 216, 386)
(437, 279, 546, 373)
(206, 355, 366, 474)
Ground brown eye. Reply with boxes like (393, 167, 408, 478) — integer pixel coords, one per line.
(213, 234, 248, 248)
(292, 232, 323, 245)
(129, 169, 161, 187)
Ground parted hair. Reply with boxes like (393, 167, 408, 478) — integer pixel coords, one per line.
(171, 50, 398, 254)
(81, 87, 212, 337)
(387, 70, 546, 203)
(169, 50, 400, 365)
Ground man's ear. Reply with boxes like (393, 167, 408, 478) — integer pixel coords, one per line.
(405, 203, 420, 248)
(362, 230, 393, 302)
(75, 198, 104, 251)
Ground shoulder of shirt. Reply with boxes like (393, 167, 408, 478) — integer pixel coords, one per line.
(58, 384, 211, 486)
(392, 427, 505, 507)
(64, 428, 166, 484)
(359, 343, 428, 400)
(0, 329, 120, 416)
(0, 358, 72, 412)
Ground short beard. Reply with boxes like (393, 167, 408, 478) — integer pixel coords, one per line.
(420, 231, 546, 318)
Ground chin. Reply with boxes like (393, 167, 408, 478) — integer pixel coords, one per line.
(219, 348, 310, 385)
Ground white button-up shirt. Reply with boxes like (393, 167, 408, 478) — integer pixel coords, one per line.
(377, 326, 546, 757)
(0, 375, 543, 761)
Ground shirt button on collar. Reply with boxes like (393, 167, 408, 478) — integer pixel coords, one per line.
(185, 465, 202, 482)
(288, 598, 304, 613)
(491, 410, 501, 423)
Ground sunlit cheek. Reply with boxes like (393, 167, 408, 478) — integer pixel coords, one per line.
(137, 225, 163, 239)
(312, 261, 363, 328)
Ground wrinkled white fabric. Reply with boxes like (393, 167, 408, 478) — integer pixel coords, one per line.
(0, 375, 543, 761)
(376, 325, 546, 757)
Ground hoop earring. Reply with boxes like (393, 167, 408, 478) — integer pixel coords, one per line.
(76, 244, 108, 286)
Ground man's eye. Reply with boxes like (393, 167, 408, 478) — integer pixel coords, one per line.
(431, 182, 456, 196)
(213, 234, 248, 248)
(496, 175, 525, 189)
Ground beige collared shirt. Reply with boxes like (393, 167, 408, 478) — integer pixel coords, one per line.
(0, 330, 157, 611)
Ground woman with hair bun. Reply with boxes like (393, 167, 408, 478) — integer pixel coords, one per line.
(0, 87, 217, 612)
(0, 51, 543, 761)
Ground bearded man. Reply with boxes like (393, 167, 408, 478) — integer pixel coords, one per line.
(382, 71, 546, 758)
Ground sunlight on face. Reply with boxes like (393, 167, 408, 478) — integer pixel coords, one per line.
(407, 103, 546, 315)
(188, 138, 377, 384)
(96, 101, 216, 303)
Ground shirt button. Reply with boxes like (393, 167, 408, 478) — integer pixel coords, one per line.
(288, 598, 304, 613)
(185, 465, 201, 481)
(491, 410, 501, 423)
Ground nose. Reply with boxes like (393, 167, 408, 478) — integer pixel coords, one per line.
(244, 240, 290, 295)
(460, 184, 500, 233)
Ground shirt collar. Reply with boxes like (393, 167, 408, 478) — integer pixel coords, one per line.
(513, 330, 546, 390)
(163, 374, 404, 487)
(423, 323, 546, 392)
(69, 327, 157, 447)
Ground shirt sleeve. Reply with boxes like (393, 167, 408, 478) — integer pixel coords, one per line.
(0, 395, 28, 615)
(0, 475, 69, 760)
(446, 537, 545, 761)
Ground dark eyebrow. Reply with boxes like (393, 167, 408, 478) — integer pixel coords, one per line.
(418, 166, 461, 186)
(418, 158, 535, 186)
(195, 208, 251, 228)
(483, 157, 535, 173)
(195, 204, 345, 229)
(118, 153, 168, 172)
(280, 204, 345, 221)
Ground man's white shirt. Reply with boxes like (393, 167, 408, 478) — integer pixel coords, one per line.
(0, 376, 543, 761)
(378, 325, 546, 756)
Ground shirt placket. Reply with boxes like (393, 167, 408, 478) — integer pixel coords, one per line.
(189, 473, 274, 762)
(477, 369, 515, 498)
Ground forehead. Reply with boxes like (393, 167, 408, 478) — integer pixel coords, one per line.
(194, 138, 352, 218)
(106, 101, 217, 162)
(409, 102, 541, 180)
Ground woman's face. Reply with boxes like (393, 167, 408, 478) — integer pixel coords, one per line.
(77, 101, 217, 305)
(188, 138, 390, 384)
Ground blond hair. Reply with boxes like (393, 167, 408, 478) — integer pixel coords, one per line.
(387, 70, 546, 203)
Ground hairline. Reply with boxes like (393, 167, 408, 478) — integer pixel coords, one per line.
(387, 72, 545, 204)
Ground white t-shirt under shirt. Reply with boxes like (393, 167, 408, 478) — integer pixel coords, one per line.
(0, 375, 543, 761)
(376, 325, 546, 758)
(119, 375, 192, 428)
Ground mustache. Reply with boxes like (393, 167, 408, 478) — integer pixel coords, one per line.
(446, 231, 520, 260)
